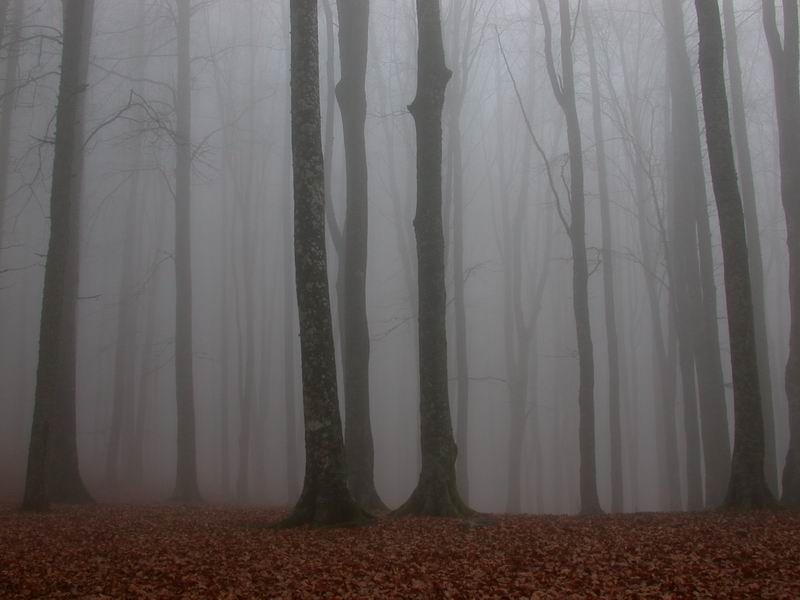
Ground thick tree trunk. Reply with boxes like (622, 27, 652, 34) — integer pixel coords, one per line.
(22, 0, 94, 511)
(722, 0, 778, 496)
(583, 1, 623, 513)
(284, 0, 365, 527)
(694, 0, 775, 510)
(44, 0, 95, 506)
(335, 0, 385, 512)
(172, 0, 200, 503)
(395, 0, 470, 518)
(762, 0, 800, 507)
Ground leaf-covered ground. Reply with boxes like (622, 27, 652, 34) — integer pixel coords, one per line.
(1, 505, 798, 598)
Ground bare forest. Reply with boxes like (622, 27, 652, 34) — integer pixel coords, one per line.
(1, 0, 799, 597)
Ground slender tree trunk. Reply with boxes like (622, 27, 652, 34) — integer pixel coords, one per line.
(335, 0, 385, 512)
(694, 0, 775, 509)
(281, 56, 300, 503)
(0, 0, 22, 255)
(283, 0, 365, 527)
(722, 0, 778, 496)
(395, 0, 470, 518)
(130, 201, 165, 490)
(22, 0, 94, 511)
(583, 1, 623, 513)
(172, 0, 200, 503)
(662, 0, 731, 508)
(538, 0, 602, 515)
(762, 0, 800, 507)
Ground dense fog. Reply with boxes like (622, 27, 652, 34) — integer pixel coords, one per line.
(0, 0, 795, 517)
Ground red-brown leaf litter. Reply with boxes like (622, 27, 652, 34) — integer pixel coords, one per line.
(1, 505, 798, 598)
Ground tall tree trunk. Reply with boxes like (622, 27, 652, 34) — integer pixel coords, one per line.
(661, 0, 731, 508)
(22, 0, 94, 511)
(45, 0, 95, 506)
(395, 0, 470, 518)
(172, 0, 200, 503)
(583, 1, 623, 513)
(446, 0, 477, 506)
(722, 0, 778, 496)
(762, 0, 800, 507)
(694, 0, 775, 509)
(0, 0, 22, 256)
(335, 0, 385, 512)
(130, 200, 166, 490)
(284, 0, 365, 527)
(538, 0, 602, 515)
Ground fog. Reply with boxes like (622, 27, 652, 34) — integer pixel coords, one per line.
(0, 0, 794, 517)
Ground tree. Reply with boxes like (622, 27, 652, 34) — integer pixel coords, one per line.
(762, 0, 800, 508)
(171, 0, 200, 503)
(284, 0, 365, 527)
(538, 0, 602, 515)
(693, 0, 775, 510)
(583, 0, 623, 513)
(0, 0, 23, 255)
(335, 0, 385, 512)
(22, 0, 95, 511)
(661, 0, 731, 508)
(722, 0, 778, 495)
(395, 0, 471, 517)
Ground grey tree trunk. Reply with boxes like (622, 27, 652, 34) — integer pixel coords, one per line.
(693, 0, 775, 509)
(284, 0, 365, 527)
(762, 0, 800, 507)
(395, 0, 470, 518)
(662, 0, 731, 508)
(22, 0, 94, 511)
(172, 0, 200, 503)
(538, 0, 602, 515)
(335, 0, 385, 512)
(45, 0, 95, 506)
(722, 0, 778, 496)
(0, 0, 22, 255)
(583, 1, 623, 513)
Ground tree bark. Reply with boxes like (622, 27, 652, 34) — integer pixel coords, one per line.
(172, 0, 200, 503)
(762, 0, 800, 507)
(661, 0, 731, 508)
(722, 0, 778, 496)
(583, 1, 623, 513)
(0, 0, 22, 256)
(538, 0, 602, 515)
(22, 0, 94, 511)
(394, 0, 470, 518)
(335, 0, 385, 512)
(693, 0, 775, 510)
(283, 0, 365, 527)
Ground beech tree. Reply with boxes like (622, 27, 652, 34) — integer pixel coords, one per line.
(284, 0, 365, 527)
(537, 0, 602, 515)
(336, 0, 385, 512)
(762, 0, 800, 508)
(171, 0, 200, 503)
(693, 0, 775, 510)
(395, 0, 471, 517)
(22, 0, 95, 512)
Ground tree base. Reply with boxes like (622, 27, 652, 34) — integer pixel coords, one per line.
(393, 477, 473, 518)
(781, 451, 800, 508)
(351, 484, 388, 514)
(276, 486, 372, 528)
(723, 479, 778, 510)
(49, 478, 94, 505)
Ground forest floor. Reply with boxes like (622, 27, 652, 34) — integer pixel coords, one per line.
(0, 505, 798, 598)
